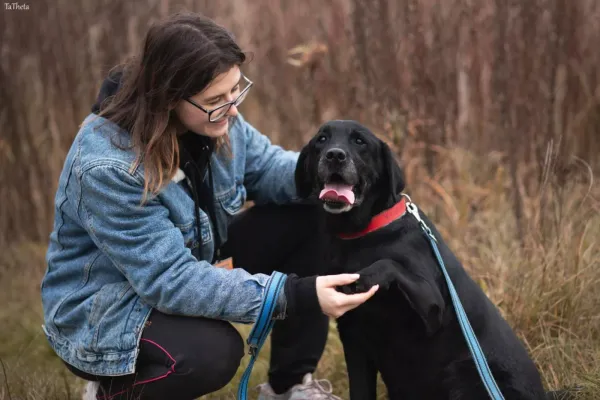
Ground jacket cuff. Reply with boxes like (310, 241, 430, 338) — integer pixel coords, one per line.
(281, 274, 321, 318)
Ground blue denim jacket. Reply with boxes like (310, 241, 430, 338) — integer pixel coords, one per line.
(41, 112, 299, 376)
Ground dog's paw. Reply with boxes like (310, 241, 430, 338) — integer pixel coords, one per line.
(335, 260, 400, 294)
(336, 283, 355, 294)
(336, 280, 372, 294)
(353, 260, 401, 291)
(356, 273, 392, 291)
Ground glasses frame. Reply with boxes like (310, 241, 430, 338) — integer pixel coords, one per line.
(186, 74, 253, 123)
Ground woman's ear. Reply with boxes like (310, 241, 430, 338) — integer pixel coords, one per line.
(380, 142, 405, 203)
(294, 144, 314, 198)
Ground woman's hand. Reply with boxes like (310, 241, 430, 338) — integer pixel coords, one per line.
(315, 274, 379, 318)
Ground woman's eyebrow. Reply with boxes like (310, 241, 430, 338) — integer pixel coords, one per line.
(203, 77, 242, 103)
(204, 93, 222, 103)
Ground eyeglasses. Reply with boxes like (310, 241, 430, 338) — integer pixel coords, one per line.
(186, 74, 253, 123)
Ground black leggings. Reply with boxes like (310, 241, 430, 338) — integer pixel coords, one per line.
(65, 204, 330, 400)
(65, 311, 244, 399)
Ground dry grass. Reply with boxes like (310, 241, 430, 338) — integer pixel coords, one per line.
(1, 146, 598, 399)
(1, 0, 600, 399)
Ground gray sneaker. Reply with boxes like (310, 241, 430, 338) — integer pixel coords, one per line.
(81, 381, 100, 400)
(256, 382, 291, 400)
(256, 373, 343, 400)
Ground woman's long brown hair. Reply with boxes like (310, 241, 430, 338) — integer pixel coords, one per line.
(95, 12, 245, 202)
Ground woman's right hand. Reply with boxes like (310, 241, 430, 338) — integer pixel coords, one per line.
(315, 274, 379, 319)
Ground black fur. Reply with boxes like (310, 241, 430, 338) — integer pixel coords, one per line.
(295, 120, 573, 400)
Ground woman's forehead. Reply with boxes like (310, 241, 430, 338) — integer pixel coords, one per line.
(199, 66, 241, 99)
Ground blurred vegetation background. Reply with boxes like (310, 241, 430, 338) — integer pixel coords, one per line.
(1, 0, 599, 399)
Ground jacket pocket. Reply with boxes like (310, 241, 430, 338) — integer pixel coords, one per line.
(178, 212, 212, 250)
(88, 281, 131, 327)
(219, 184, 246, 216)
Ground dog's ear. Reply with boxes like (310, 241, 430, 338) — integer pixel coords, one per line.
(380, 142, 405, 202)
(294, 144, 313, 198)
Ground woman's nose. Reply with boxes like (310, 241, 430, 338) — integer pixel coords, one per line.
(227, 104, 239, 117)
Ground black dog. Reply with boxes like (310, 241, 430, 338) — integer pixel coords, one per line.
(295, 120, 568, 400)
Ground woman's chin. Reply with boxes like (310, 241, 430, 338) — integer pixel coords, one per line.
(199, 120, 229, 137)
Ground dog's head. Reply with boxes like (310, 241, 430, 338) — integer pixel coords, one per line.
(295, 120, 405, 232)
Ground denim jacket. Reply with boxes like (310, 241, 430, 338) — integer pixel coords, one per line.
(41, 112, 299, 376)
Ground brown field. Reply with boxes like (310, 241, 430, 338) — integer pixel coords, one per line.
(1, 0, 599, 398)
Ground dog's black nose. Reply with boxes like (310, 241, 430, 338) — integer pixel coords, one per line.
(326, 148, 347, 162)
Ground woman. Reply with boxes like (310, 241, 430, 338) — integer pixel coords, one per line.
(40, 11, 378, 400)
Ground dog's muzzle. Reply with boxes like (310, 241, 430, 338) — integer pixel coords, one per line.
(317, 148, 359, 213)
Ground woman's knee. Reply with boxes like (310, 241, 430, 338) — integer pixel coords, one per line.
(210, 323, 244, 381)
(225, 204, 323, 274)
(131, 312, 246, 397)
(184, 321, 244, 393)
(135, 318, 245, 398)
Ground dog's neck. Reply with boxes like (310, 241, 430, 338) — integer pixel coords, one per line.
(337, 197, 407, 239)
(324, 191, 398, 236)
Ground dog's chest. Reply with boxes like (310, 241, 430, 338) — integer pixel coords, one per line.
(344, 289, 421, 328)
(328, 237, 377, 271)
(331, 236, 433, 343)
(328, 235, 399, 273)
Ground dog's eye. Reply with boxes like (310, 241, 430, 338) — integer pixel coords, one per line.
(317, 135, 327, 143)
(354, 137, 366, 145)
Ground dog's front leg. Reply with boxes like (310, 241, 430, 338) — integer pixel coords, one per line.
(342, 258, 446, 336)
(337, 321, 377, 400)
(337, 259, 400, 294)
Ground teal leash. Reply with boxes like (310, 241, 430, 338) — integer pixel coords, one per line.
(237, 271, 287, 400)
(404, 195, 505, 400)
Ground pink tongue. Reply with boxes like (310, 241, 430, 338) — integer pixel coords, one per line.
(319, 183, 355, 205)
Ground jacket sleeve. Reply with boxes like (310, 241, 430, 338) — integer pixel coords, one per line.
(78, 163, 285, 323)
(238, 115, 301, 205)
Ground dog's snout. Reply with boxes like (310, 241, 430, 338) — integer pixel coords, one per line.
(326, 148, 347, 163)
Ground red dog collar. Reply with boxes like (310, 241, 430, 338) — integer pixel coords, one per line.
(337, 196, 407, 240)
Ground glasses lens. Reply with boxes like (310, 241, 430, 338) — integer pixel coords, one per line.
(210, 104, 231, 122)
(234, 88, 249, 107)
(208, 81, 252, 122)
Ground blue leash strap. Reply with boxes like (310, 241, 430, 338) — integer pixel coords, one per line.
(237, 271, 287, 400)
(404, 197, 505, 400)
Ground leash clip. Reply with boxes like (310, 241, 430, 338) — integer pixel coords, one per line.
(402, 194, 436, 241)
(248, 344, 258, 357)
